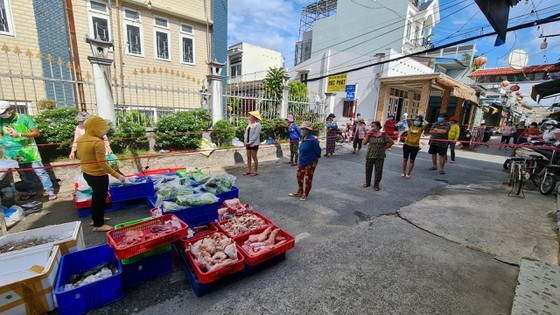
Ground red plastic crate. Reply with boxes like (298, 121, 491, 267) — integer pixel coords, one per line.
(140, 168, 183, 176)
(216, 212, 274, 241)
(72, 192, 111, 209)
(236, 227, 295, 266)
(107, 214, 188, 260)
(182, 233, 245, 284)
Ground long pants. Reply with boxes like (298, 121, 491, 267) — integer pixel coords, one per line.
(18, 161, 55, 193)
(83, 173, 109, 227)
(366, 158, 384, 186)
(290, 141, 299, 163)
(448, 142, 456, 161)
(353, 137, 363, 150)
(297, 160, 318, 196)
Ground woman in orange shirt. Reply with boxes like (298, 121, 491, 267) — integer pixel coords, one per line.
(517, 122, 541, 143)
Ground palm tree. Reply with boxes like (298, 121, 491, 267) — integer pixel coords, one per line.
(261, 67, 287, 118)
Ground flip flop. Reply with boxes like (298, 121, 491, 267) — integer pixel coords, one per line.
(289, 192, 302, 197)
(251, 173, 258, 176)
(300, 195, 308, 201)
(90, 217, 111, 226)
(243, 172, 251, 176)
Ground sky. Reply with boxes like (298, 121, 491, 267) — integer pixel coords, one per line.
(227, 0, 560, 69)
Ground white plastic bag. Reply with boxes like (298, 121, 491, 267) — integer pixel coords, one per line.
(5, 205, 24, 228)
(74, 173, 91, 191)
(231, 137, 245, 147)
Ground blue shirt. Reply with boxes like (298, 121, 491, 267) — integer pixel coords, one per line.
(288, 122, 301, 141)
(299, 134, 321, 166)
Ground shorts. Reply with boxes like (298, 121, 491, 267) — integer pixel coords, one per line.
(402, 144, 420, 160)
(428, 144, 447, 156)
(246, 145, 259, 151)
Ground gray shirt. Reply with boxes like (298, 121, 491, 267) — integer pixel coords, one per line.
(244, 122, 261, 147)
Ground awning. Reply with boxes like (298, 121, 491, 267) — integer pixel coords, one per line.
(531, 79, 560, 102)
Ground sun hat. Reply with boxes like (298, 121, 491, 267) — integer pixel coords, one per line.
(301, 121, 312, 130)
(327, 113, 336, 119)
(248, 111, 262, 121)
(76, 111, 91, 122)
(286, 114, 294, 123)
(358, 117, 365, 123)
(449, 116, 458, 122)
(0, 100, 12, 113)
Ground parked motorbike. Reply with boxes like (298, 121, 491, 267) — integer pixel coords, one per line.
(503, 139, 549, 187)
(537, 142, 560, 195)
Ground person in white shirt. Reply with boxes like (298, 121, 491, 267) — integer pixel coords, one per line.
(542, 120, 560, 143)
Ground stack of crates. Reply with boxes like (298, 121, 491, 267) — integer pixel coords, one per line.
(109, 176, 155, 210)
(114, 218, 173, 288)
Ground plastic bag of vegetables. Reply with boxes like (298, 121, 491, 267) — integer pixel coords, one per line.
(203, 174, 236, 194)
(176, 193, 218, 207)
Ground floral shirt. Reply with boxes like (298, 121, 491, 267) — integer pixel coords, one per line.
(0, 113, 42, 164)
(366, 134, 388, 159)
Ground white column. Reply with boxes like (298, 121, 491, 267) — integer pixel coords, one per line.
(280, 85, 290, 119)
(88, 56, 115, 122)
(325, 92, 336, 115)
(207, 60, 225, 124)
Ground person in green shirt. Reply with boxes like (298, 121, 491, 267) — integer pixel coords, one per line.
(0, 101, 57, 200)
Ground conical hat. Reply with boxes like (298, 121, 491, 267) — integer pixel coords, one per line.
(248, 111, 262, 121)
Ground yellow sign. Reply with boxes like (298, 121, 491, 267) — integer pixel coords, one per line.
(327, 74, 347, 92)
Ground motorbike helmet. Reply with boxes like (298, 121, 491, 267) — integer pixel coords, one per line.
(544, 120, 558, 129)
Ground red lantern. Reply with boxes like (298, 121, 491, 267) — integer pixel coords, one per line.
(510, 84, 520, 92)
(500, 80, 510, 88)
(474, 56, 487, 67)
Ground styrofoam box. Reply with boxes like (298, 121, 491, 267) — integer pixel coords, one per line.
(0, 245, 61, 314)
(0, 221, 84, 258)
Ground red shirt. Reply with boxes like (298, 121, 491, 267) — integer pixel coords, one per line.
(384, 120, 396, 136)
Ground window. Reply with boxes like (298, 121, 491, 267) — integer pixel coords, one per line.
(123, 8, 143, 56)
(155, 30, 170, 60)
(230, 63, 241, 77)
(180, 24, 195, 65)
(343, 101, 353, 118)
(88, 0, 110, 41)
(0, 0, 15, 36)
(154, 16, 168, 28)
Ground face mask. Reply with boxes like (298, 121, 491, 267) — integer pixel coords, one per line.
(388, 117, 394, 121)
(437, 117, 445, 123)
(1, 112, 10, 119)
(413, 121, 421, 126)
(546, 125, 554, 130)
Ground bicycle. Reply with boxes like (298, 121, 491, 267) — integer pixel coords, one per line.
(508, 159, 525, 197)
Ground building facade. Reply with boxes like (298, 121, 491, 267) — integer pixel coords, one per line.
(0, 0, 228, 120)
(227, 42, 284, 83)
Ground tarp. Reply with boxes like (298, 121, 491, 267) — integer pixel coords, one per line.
(531, 79, 560, 102)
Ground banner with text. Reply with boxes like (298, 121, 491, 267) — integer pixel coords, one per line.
(327, 74, 347, 92)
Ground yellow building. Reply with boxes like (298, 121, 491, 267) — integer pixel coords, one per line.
(0, 0, 228, 119)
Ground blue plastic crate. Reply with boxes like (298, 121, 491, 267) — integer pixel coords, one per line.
(111, 198, 148, 210)
(215, 186, 239, 204)
(109, 178, 155, 202)
(54, 244, 124, 315)
(147, 196, 218, 227)
(77, 204, 113, 218)
(121, 249, 173, 288)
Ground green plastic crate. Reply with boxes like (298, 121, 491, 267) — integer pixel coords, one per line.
(114, 218, 172, 265)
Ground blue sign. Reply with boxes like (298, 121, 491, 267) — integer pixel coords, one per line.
(345, 84, 356, 100)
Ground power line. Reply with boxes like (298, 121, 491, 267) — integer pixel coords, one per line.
(305, 12, 560, 82)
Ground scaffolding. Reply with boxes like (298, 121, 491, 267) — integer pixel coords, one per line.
(298, 0, 338, 40)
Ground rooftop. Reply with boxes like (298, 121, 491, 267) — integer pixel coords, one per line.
(470, 64, 560, 77)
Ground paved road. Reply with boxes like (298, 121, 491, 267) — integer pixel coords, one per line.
(22, 141, 530, 314)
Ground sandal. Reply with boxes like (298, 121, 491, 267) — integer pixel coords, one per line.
(300, 194, 308, 201)
(400, 174, 405, 179)
(250, 173, 258, 176)
(373, 186, 380, 191)
(429, 167, 438, 171)
(405, 175, 411, 180)
(289, 192, 303, 197)
(90, 217, 111, 226)
(92, 224, 113, 232)
(243, 172, 251, 176)
(363, 184, 370, 188)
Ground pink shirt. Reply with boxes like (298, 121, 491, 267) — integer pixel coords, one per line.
(355, 124, 367, 139)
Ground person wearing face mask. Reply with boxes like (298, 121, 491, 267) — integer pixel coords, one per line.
(0, 101, 57, 201)
(290, 121, 321, 201)
(77, 116, 126, 232)
(447, 116, 460, 164)
(401, 115, 424, 179)
(428, 113, 450, 174)
(542, 120, 560, 143)
(499, 121, 516, 150)
(362, 121, 394, 191)
(383, 115, 397, 141)
(517, 122, 541, 143)
(69, 112, 113, 159)
(325, 113, 338, 157)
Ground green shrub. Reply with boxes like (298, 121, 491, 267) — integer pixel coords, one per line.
(235, 120, 249, 141)
(117, 110, 153, 127)
(211, 120, 235, 147)
(111, 121, 149, 154)
(34, 107, 79, 161)
(312, 122, 326, 136)
(155, 109, 211, 150)
(37, 99, 56, 110)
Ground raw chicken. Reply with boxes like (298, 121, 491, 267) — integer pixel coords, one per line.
(218, 199, 254, 220)
(188, 232, 238, 272)
(242, 228, 286, 256)
(220, 213, 267, 237)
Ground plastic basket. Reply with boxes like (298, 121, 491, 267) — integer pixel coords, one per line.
(54, 244, 124, 315)
(141, 168, 183, 176)
(121, 249, 173, 288)
(107, 214, 188, 260)
(73, 192, 111, 209)
(109, 177, 155, 202)
(181, 233, 245, 284)
(235, 227, 295, 266)
(216, 212, 274, 241)
(215, 186, 239, 204)
(115, 218, 172, 265)
(149, 198, 219, 228)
